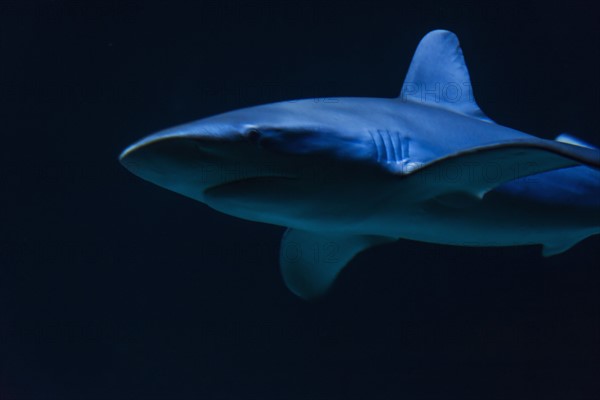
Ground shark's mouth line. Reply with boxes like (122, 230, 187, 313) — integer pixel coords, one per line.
(203, 175, 298, 195)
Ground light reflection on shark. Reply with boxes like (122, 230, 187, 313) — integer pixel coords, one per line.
(120, 30, 599, 299)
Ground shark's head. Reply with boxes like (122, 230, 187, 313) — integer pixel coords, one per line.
(120, 100, 379, 227)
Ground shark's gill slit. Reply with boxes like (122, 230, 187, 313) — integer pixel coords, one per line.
(368, 129, 383, 163)
(389, 130, 401, 164)
(380, 129, 394, 164)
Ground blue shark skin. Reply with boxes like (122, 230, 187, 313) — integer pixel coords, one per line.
(120, 30, 600, 299)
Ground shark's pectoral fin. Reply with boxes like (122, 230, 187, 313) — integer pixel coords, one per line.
(410, 140, 600, 200)
(280, 229, 393, 299)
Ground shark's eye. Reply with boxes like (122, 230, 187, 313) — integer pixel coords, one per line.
(247, 129, 261, 144)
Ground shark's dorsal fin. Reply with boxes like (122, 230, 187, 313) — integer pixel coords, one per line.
(399, 30, 492, 123)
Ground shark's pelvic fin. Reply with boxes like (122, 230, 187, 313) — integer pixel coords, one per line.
(542, 231, 598, 257)
(555, 133, 598, 150)
(398, 29, 493, 123)
(280, 229, 392, 299)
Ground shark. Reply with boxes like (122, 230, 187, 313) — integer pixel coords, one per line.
(120, 30, 600, 299)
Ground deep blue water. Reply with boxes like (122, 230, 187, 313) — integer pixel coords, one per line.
(1, 1, 598, 399)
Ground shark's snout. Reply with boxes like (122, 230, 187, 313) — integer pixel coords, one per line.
(120, 135, 226, 201)
(119, 125, 295, 203)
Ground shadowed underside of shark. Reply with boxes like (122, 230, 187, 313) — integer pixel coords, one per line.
(120, 30, 600, 299)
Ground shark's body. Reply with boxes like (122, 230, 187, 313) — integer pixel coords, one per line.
(121, 30, 600, 298)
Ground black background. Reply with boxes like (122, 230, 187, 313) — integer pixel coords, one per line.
(1, 1, 599, 399)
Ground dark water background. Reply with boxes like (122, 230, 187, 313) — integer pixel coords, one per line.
(1, 1, 599, 399)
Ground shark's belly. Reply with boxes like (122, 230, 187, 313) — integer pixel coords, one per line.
(366, 189, 598, 248)
(203, 166, 599, 249)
